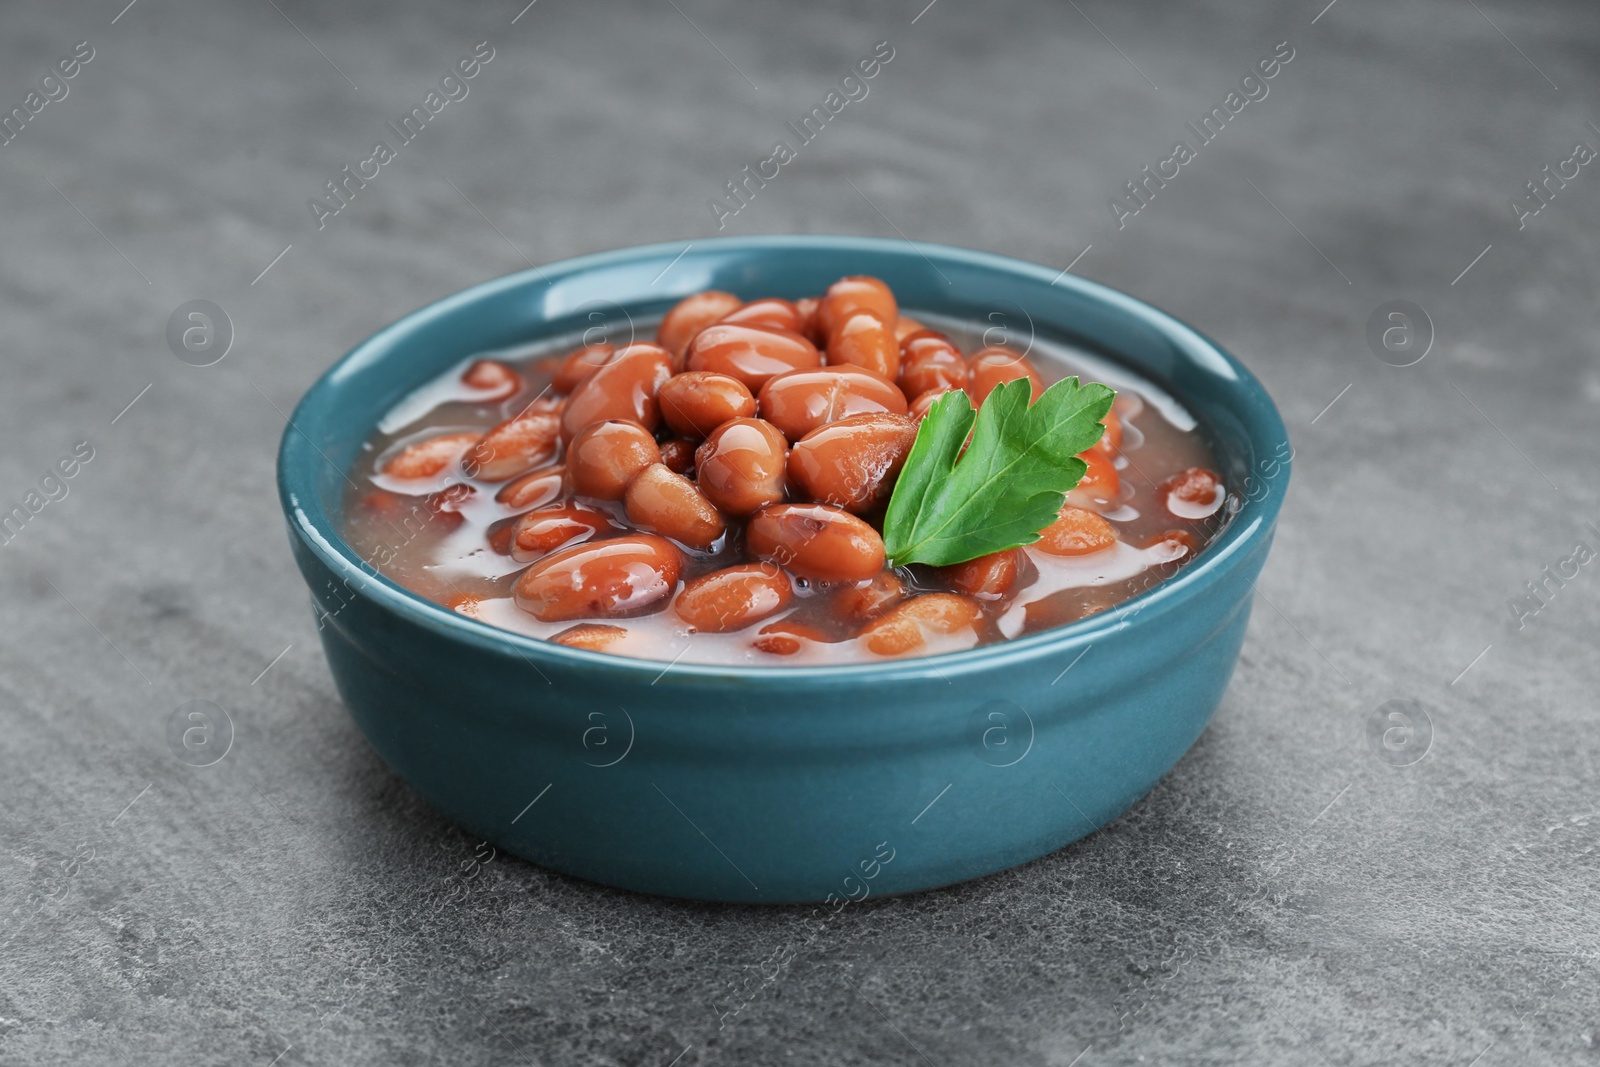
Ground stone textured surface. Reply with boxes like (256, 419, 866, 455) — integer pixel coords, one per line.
(1, 1, 1596, 1064)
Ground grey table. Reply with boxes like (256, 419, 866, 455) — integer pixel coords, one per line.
(2, 1, 1595, 1064)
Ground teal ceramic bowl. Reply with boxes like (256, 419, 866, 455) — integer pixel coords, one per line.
(278, 235, 1289, 904)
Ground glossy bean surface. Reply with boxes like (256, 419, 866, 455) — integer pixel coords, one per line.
(686, 324, 822, 391)
(909, 387, 960, 420)
(1066, 448, 1121, 510)
(694, 418, 789, 517)
(552, 343, 614, 393)
(858, 594, 982, 657)
(624, 463, 726, 549)
(898, 331, 967, 398)
(968, 347, 1044, 404)
(509, 502, 618, 561)
(658, 371, 757, 439)
(751, 618, 834, 656)
(787, 413, 918, 514)
(826, 310, 900, 380)
(834, 571, 907, 621)
(746, 503, 885, 582)
(719, 298, 805, 333)
(816, 276, 897, 338)
(939, 549, 1023, 600)
(757, 368, 907, 442)
(559, 342, 673, 442)
(495, 466, 567, 510)
(674, 563, 792, 632)
(567, 420, 661, 501)
(466, 411, 561, 481)
(382, 431, 479, 480)
(551, 623, 628, 651)
(657, 291, 741, 362)
(1036, 505, 1117, 555)
(514, 535, 683, 621)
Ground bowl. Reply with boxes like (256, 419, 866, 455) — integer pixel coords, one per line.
(277, 235, 1289, 904)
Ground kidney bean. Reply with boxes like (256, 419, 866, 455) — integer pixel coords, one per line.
(694, 418, 789, 517)
(1094, 408, 1123, 455)
(1161, 467, 1223, 518)
(509, 502, 619, 561)
(658, 371, 757, 439)
(893, 315, 927, 342)
(834, 570, 906, 621)
(1035, 505, 1117, 555)
(1069, 449, 1121, 510)
(826, 310, 900, 380)
(674, 563, 792, 632)
(817, 275, 897, 338)
(551, 623, 628, 652)
(552, 343, 615, 393)
(568, 420, 661, 500)
(462, 359, 522, 400)
(382, 431, 480, 479)
(858, 593, 982, 657)
(746, 503, 885, 582)
(514, 534, 683, 621)
(757, 368, 908, 442)
(495, 466, 566, 511)
(939, 549, 1022, 600)
(485, 521, 514, 555)
(559, 342, 673, 443)
(909, 387, 962, 421)
(720, 298, 804, 334)
(624, 463, 726, 549)
(658, 438, 696, 474)
(657, 291, 742, 363)
(752, 618, 834, 656)
(686, 324, 822, 392)
(795, 296, 823, 344)
(968, 347, 1044, 404)
(787, 413, 918, 514)
(465, 412, 561, 481)
(898, 331, 967, 397)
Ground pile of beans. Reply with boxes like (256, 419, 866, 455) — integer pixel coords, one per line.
(352, 276, 1227, 662)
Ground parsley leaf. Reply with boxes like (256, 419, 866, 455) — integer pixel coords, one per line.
(881, 376, 1116, 567)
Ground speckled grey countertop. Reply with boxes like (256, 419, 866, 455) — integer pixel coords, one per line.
(1, 0, 1596, 1064)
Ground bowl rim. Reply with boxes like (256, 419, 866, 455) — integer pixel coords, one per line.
(278, 234, 1289, 684)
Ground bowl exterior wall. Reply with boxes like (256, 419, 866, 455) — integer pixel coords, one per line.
(291, 525, 1271, 903)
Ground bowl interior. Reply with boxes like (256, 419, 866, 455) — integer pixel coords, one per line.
(282, 235, 1287, 675)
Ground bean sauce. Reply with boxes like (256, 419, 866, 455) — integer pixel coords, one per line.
(344, 280, 1233, 665)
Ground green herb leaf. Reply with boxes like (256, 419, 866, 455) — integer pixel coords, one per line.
(882, 376, 1116, 567)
